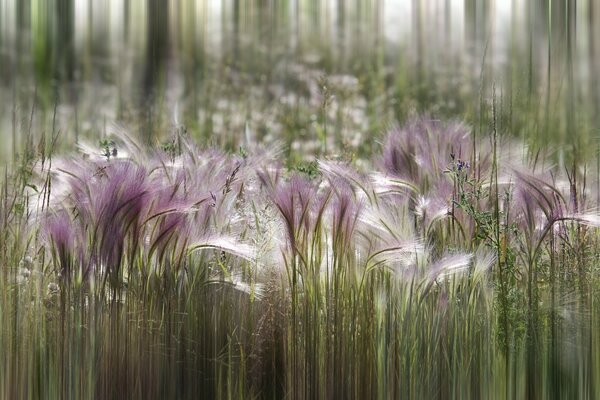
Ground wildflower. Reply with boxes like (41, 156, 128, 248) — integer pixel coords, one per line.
(19, 255, 34, 269)
(17, 267, 31, 284)
(456, 159, 470, 171)
(47, 282, 60, 295)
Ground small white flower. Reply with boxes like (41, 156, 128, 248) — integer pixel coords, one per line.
(47, 282, 60, 295)
(18, 268, 31, 279)
(19, 255, 33, 269)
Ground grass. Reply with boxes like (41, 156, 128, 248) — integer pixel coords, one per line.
(2, 2, 600, 399)
(1, 115, 600, 398)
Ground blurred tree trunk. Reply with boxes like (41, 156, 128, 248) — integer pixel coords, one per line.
(233, 0, 240, 65)
(56, 0, 75, 82)
(142, 0, 169, 140)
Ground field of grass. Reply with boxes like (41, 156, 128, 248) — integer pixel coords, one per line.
(2, 1, 600, 399)
(2, 115, 600, 398)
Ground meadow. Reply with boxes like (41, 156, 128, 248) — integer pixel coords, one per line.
(1, 1, 600, 399)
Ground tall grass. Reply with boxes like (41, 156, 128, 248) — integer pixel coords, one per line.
(1, 116, 600, 398)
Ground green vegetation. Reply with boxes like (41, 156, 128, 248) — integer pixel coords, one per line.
(1, 116, 600, 398)
(1, 1, 600, 399)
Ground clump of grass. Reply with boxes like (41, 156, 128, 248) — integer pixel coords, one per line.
(2, 117, 600, 398)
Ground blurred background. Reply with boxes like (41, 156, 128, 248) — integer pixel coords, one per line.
(0, 0, 598, 164)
